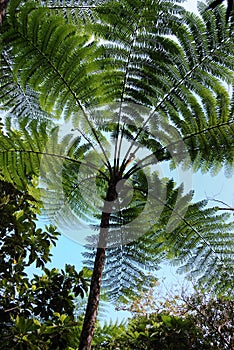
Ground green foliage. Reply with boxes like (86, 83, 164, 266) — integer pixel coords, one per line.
(0, 0, 233, 174)
(1, 313, 82, 350)
(91, 320, 127, 349)
(0, 179, 58, 273)
(0, 180, 89, 349)
(92, 313, 212, 350)
(29, 265, 88, 319)
(123, 314, 206, 350)
(0, 0, 233, 173)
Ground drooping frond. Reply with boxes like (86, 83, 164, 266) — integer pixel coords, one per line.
(0, 117, 112, 237)
(83, 173, 234, 301)
(0, 50, 51, 122)
(0, 118, 90, 194)
(168, 203, 234, 297)
(0, 118, 49, 190)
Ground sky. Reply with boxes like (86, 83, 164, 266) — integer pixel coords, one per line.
(184, 0, 199, 13)
(36, 0, 234, 323)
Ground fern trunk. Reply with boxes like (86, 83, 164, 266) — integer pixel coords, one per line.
(78, 245, 107, 350)
(78, 178, 118, 350)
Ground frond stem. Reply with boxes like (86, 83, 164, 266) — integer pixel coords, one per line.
(115, 24, 141, 171)
(124, 119, 233, 178)
(0, 149, 108, 180)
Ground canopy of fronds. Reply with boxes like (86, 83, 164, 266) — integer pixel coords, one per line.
(0, 0, 233, 298)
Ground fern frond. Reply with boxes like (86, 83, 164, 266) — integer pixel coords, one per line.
(0, 51, 51, 122)
(83, 173, 234, 301)
(2, 1, 104, 115)
(90, 1, 234, 173)
(162, 200, 234, 297)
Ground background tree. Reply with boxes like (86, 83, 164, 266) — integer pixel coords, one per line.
(0, 0, 234, 348)
(183, 291, 234, 350)
(0, 179, 88, 349)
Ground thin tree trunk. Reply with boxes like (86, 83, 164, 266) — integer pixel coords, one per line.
(78, 178, 117, 350)
(78, 244, 108, 350)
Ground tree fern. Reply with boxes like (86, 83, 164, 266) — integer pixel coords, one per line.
(0, 0, 234, 348)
